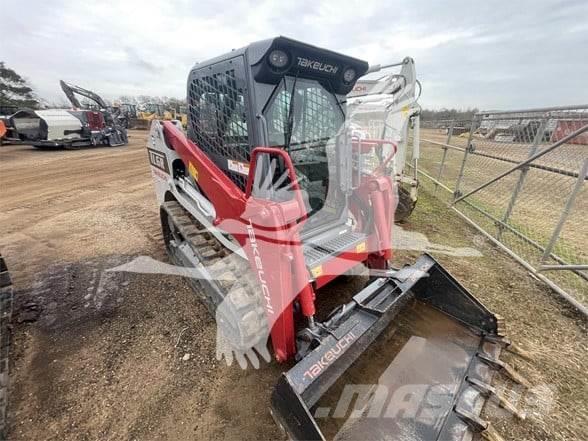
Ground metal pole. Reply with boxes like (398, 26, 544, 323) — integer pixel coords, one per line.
(420, 138, 465, 151)
(457, 196, 588, 280)
(453, 116, 479, 200)
(420, 137, 581, 177)
(435, 120, 454, 193)
(541, 158, 588, 263)
(477, 103, 588, 116)
(539, 264, 588, 271)
(452, 208, 588, 318)
(498, 118, 548, 239)
(418, 167, 454, 193)
(454, 123, 588, 204)
(446, 119, 456, 145)
(435, 148, 449, 195)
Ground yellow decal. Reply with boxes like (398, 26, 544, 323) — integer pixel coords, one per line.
(188, 162, 199, 181)
(311, 266, 323, 278)
(356, 242, 366, 253)
(402, 105, 410, 115)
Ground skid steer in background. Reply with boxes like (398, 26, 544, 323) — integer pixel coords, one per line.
(347, 58, 421, 221)
(147, 37, 529, 441)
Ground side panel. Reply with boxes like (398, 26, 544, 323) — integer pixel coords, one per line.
(35, 109, 83, 140)
(146, 121, 178, 205)
(161, 121, 247, 224)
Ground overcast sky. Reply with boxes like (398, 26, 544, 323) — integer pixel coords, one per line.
(1, 0, 587, 110)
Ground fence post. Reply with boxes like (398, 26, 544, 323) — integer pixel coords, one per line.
(453, 115, 479, 201)
(435, 120, 454, 194)
(446, 119, 456, 145)
(497, 117, 548, 238)
(541, 158, 588, 264)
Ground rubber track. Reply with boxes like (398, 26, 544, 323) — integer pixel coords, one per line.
(161, 201, 267, 349)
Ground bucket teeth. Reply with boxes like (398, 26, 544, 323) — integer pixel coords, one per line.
(504, 341, 532, 360)
(454, 407, 505, 441)
(477, 352, 531, 388)
(483, 335, 533, 361)
(481, 424, 506, 441)
(494, 314, 507, 337)
(466, 377, 526, 420)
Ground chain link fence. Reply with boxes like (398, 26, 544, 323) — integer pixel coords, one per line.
(411, 105, 588, 316)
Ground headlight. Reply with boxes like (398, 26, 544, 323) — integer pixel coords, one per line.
(268, 49, 289, 69)
(343, 68, 356, 83)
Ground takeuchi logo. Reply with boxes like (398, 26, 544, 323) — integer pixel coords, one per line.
(303, 331, 357, 381)
(247, 219, 274, 316)
(296, 57, 339, 74)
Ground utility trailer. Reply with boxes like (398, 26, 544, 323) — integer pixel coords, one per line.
(147, 36, 529, 441)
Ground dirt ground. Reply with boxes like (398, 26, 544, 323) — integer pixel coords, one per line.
(0, 131, 586, 440)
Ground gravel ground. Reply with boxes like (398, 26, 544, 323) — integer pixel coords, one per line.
(0, 131, 585, 440)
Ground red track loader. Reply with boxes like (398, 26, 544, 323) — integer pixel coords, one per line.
(147, 37, 528, 440)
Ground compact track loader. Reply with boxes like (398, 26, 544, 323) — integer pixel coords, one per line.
(147, 37, 529, 440)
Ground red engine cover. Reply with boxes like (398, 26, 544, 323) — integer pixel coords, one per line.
(85, 111, 106, 130)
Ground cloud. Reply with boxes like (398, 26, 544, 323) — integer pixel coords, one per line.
(1, 0, 587, 109)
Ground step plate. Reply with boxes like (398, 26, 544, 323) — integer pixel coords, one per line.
(303, 231, 368, 268)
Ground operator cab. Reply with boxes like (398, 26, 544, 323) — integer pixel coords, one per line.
(187, 37, 368, 237)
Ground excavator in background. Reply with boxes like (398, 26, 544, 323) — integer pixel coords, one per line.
(59, 80, 130, 133)
(2, 81, 127, 148)
(44, 81, 128, 148)
(59, 80, 109, 112)
(147, 36, 529, 441)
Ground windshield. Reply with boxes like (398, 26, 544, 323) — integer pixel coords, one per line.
(265, 77, 344, 149)
(263, 77, 345, 223)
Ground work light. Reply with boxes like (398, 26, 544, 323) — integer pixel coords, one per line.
(343, 67, 356, 83)
(268, 49, 289, 69)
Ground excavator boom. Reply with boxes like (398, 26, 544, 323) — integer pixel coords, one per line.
(59, 80, 109, 110)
